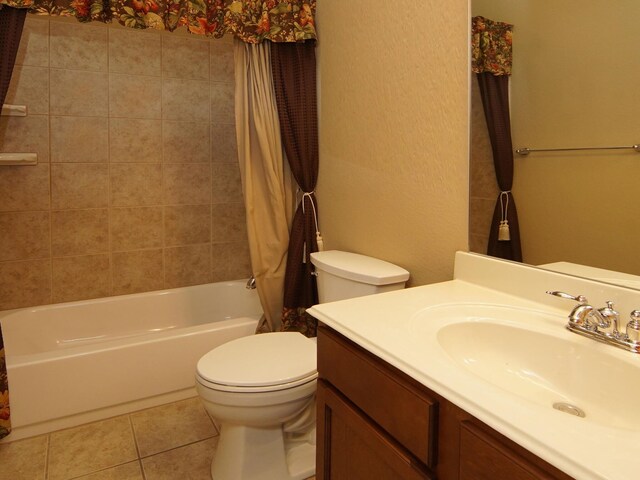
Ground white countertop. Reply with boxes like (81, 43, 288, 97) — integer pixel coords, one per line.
(308, 252, 640, 480)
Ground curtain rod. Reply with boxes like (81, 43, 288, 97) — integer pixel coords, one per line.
(515, 144, 640, 156)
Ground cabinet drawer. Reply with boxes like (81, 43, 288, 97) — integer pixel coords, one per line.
(317, 325, 437, 468)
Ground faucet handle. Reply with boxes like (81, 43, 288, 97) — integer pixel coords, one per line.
(626, 310, 640, 344)
(599, 301, 618, 316)
(598, 301, 620, 336)
(546, 291, 588, 304)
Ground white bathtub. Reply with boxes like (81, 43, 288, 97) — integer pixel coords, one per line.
(0, 280, 261, 441)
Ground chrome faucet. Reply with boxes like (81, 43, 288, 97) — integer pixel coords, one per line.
(246, 275, 257, 290)
(547, 291, 640, 354)
(546, 291, 611, 329)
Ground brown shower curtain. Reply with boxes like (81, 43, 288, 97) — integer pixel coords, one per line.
(0, 5, 25, 106)
(0, 4, 26, 439)
(271, 41, 320, 337)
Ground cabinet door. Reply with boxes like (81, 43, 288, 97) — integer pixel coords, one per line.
(316, 380, 432, 480)
(459, 421, 564, 480)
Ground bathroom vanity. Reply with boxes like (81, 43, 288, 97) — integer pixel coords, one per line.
(308, 252, 640, 480)
(317, 324, 571, 479)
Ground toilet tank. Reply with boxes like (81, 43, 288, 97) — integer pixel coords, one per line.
(310, 250, 410, 303)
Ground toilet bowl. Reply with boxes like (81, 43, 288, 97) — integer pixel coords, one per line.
(196, 332, 317, 480)
(196, 250, 410, 480)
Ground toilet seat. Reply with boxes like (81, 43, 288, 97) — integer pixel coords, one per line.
(196, 332, 317, 394)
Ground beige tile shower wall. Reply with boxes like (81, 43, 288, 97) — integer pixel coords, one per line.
(0, 17, 250, 310)
(316, 1, 470, 286)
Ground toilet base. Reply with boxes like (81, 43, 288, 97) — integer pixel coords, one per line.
(211, 423, 315, 480)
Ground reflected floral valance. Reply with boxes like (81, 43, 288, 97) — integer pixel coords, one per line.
(0, 0, 316, 43)
(472, 16, 512, 76)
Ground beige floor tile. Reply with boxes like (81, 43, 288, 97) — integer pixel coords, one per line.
(141, 437, 217, 480)
(131, 397, 217, 457)
(0, 435, 48, 480)
(73, 461, 144, 480)
(47, 416, 137, 480)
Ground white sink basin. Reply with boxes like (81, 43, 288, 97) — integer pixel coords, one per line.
(410, 304, 640, 430)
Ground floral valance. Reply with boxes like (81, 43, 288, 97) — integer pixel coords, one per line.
(0, 0, 316, 43)
(472, 16, 513, 76)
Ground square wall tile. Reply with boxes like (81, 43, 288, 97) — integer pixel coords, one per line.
(0, 115, 50, 162)
(469, 156, 499, 200)
(162, 77, 209, 122)
(212, 163, 243, 204)
(469, 233, 489, 255)
(51, 209, 109, 257)
(0, 211, 50, 262)
(210, 82, 235, 124)
(211, 241, 251, 282)
(5, 65, 49, 115)
(47, 415, 137, 480)
(109, 28, 161, 76)
(210, 41, 234, 83)
(163, 163, 211, 205)
(15, 17, 49, 67)
(211, 123, 238, 163)
(50, 69, 109, 117)
(112, 249, 164, 296)
(110, 163, 163, 207)
(211, 203, 247, 243)
(110, 207, 163, 251)
(162, 120, 210, 163)
(130, 397, 216, 457)
(0, 259, 52, 310)
(0, 164, 50, 212)
(109, 73, 162, 119)
(164, 205, 211, 246)
(51, 163, 109, 209)
(109, 118, 162, 163)
(164, 244, 211, 289)
(161, 35, 209, 81)
(51, 116, 109, 163)
(52, 254, 110, 303)
(50, 21, 108, 72)
(469, 197, 497, 237)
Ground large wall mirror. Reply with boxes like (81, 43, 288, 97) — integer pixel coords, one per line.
(469, 0, 640, 288)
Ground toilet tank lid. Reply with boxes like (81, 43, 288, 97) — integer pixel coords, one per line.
(310, 250, 410, 285)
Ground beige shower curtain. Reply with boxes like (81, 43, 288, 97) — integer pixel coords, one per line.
(234, 39, 296, 332)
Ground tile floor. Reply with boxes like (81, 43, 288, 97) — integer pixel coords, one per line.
(0, 396, 316, 480)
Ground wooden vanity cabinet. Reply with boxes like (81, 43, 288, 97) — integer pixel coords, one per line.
(316, 325, 574, 480)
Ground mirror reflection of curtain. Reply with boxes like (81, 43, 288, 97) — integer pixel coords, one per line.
(0, 4, 27, 440)
(472, 16, 522, 262)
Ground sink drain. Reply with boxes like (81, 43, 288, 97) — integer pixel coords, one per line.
(553, 402, 586, 418)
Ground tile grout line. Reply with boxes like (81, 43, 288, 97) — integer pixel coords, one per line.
(43, 432, 51, 480)
(46, 15, 54, 306)
(138, 433, 219, 461)
(127, 413, 143, 462)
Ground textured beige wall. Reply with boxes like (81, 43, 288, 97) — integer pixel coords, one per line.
(316, 1, 470, 287)
(472, 0, 640, 275)
(0, 17, 250, 310)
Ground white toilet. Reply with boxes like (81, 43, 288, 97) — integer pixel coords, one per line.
(196, 250, 410, 480)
